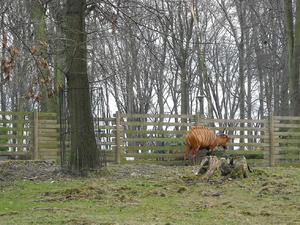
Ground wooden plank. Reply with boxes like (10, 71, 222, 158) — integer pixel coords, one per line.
(273, 116, 300, 121)
(276, 154, 300, 160)
(120, 113, 196, 119)
(38, 112, 57, 117)
(0, 151, 29, 156)
(124, 130, 268, 139)
(39, 149, 59, 154)
(0, 119, 30, 124)
(38, 131, 58, 137)
(38, 129, 58, 134)
(38, 120, 58, 124)
(0, 144, 31, 147)
(38, 124, 60, 129)
(273, 123, 300, 128)
(124, 129, 186, 135)
(0, 127, 31, 132)
(121, 121, 190, 127)
(229, 142, 269, 147)
(274, 132, 300, 136)
(201, 118, 267, 124)
(126, 150, 183, 154)
(40, 141, 59, 147)
(122, 121, 267, 131)
(229, 135, 268, 139)
(275, 146, 300, 151)
(276, 139, 300, 144)
(38, 143, 59, 148)
(204, 126, 267, 132)
(120, 114, 268, 124)
(0, 111, 32, 116)
(278, 148, 300, 154)
(0, 134, 30, 139)
(126, 137, 184, 143)
(132, 125, 266, 132)
(39, 137, 58, 142)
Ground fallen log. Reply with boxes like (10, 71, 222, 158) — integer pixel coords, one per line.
(195, 156, 252, 180)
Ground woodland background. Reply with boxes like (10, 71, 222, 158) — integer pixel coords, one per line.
(1, 0, 300, 170)
(1, 0, 300, 119)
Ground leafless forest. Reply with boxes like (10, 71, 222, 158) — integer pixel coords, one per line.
(1, 0, 300, 120)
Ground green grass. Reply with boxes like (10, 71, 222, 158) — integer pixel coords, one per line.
(1, 165, 300, 225)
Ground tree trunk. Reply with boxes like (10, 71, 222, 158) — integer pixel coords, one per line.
(292, 0, 300, 115)
(31, 1, 56, 112)
(284, 0, 300, 116)
(64, 0, 99, 172)
(51, 1, 64, 114)
(195, 156, 251, 180)
(1, 14, 6, 112)
(236, 0, 246, 148)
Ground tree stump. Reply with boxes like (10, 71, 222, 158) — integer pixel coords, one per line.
(195, 156, 252, 180)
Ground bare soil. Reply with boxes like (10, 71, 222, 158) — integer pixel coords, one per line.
(0, 160, 70, 185)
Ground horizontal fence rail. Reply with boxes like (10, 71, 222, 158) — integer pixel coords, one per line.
(272, 116, 300, 164)
(94, 113, 300, 166)
(0, 111, 59, 161)
(91, 113, 272, 166)
(2, 111, 300, 167)
(0, 112, 32, 159)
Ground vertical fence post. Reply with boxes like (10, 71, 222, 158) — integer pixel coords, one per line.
(16, 114, 22, 153)
(268, 115, 275, 166)
(33, 111, 39, 160)
(115, 111, 121, 164)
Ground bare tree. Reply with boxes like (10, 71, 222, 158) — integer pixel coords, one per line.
(64, 0, 99, 171)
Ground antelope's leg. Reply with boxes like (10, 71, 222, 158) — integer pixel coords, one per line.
(192, 147, 198, 165)
(184, 144, 190, 162)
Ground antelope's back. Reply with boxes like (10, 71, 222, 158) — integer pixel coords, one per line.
(185, 126, 216, 147)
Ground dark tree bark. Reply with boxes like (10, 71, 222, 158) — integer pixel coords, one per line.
(64, 0, 99, 172)
(292, 0, 300, 115)
(285, 0, 300, 116)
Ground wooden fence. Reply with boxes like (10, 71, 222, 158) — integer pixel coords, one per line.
(271, 116, 300, 165)
(96, 113, 300, 166)
(0, 111, 59, 161)
(1, 111, 299, 166)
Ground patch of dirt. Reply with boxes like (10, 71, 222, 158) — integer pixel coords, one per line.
(0, 160, 70, 186)
(106, 164, 188, 179)
(0, 161, 190, 187)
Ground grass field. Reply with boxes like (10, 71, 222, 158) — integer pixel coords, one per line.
(0, 164, 300, 225)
